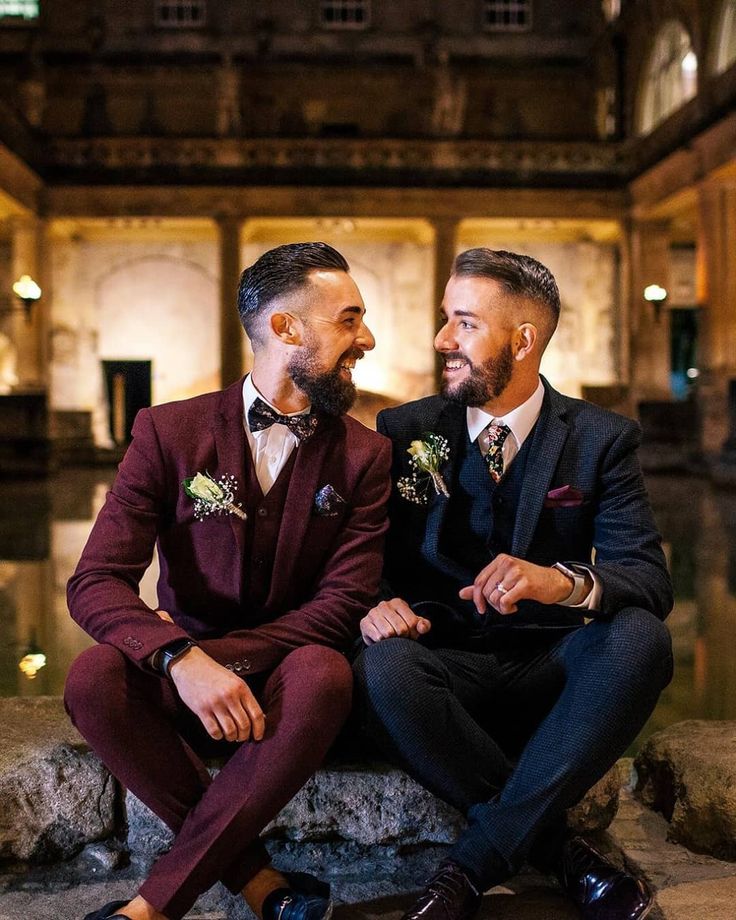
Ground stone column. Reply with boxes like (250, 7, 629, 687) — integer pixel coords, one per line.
(431, 217, 459, 385)
(626, 219, 672, 403)
(9, 214, 45, 389)
(216, 216, 244, 387)
(696, 178, 736, 455)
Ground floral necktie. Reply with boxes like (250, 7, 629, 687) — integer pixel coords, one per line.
(479, 422, 511, 483)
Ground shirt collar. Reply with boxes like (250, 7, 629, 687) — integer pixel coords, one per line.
(466, 378, 545, 449)
(242, 374, 311, 429)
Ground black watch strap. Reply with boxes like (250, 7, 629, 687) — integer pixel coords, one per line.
(158, 639, 195, 677)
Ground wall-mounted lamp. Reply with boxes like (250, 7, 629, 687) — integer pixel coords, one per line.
(643, 284, 668, 323)
(0, 275, 42, 323)
(18, 635, 47, 680)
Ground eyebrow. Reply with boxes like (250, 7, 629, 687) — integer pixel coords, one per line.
(440, 308, 480, 319)
(338, 305, 365, 317)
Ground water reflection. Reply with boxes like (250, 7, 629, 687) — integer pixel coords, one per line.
(1, 470, 735, 744)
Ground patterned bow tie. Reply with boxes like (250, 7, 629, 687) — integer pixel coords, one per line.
(479, 421, 511, 483)
(247, 397, 318, 441)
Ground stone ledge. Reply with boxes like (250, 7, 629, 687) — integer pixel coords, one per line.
(635, 720, 736, 861)
(1, 697, 620, 866)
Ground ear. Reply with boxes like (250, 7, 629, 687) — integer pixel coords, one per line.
(514, 323, 538, 361)
(270, 311, 303, 345)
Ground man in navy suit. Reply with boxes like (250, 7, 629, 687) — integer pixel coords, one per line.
(354, 248, 673, 920)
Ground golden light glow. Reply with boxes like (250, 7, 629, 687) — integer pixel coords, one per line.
(644, 284, 668, 302)
(19, 652, 47, 679)
(12, 274, 42, 302)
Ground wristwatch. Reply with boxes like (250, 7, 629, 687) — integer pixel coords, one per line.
(157, 639, 195, 677)
(552, 562, 591, 607)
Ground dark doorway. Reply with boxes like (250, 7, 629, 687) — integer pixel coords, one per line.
(670, 308, 699, 401)
(102, 360, 152, 445)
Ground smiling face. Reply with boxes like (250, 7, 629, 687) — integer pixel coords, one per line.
(286, 269, 375, 415)
(435, 274, 532, 411)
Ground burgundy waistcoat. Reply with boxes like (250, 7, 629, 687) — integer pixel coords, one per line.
(240, 444, 298, 616)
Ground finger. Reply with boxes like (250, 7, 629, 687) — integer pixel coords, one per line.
(383, 607, 417, 637)
(227, 695, 252, 742)
(376, 613, 401, 640)
(213, 709, 239, 743)
(361, 620, 382, 644)
(200, 713, 223, 740)
(242, 693, 266, 742)
(415, 617, 432, 635)
(156, 609, 174, 623)
(385, 598, 417, 619)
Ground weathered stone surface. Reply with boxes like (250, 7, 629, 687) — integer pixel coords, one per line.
(635, 720, 736, 860)
(126, 761, 620, 859)
(263, 764, 465, 845)
(0, 697, 117, 863)
(567, 767, 620, 833)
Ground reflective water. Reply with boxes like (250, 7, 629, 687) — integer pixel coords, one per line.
(1, 469, 735, 749)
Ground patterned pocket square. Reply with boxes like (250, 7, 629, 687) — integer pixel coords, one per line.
(313, 484, 346, 517)
(544, 485, 585, 508)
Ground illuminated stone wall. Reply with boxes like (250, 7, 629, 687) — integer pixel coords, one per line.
(242, 235, 436, 404)
(49, 230, 219, 445)
(456, 236, 618, 397)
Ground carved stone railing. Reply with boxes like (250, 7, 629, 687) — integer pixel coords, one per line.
(47, 136, 628, 185)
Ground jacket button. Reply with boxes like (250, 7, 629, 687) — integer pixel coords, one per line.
(257, 507, 268, 517)
(242, 659, 251, 671)
(226, 663, 234, 671)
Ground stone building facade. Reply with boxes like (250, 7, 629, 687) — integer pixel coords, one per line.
(0, 0, 734, 455)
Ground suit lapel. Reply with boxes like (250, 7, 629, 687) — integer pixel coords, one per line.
(420, 401, 473, 581)
(267, 416, 334, 608)
(511, 383, 569, 557)
(213, 379, 248, 559)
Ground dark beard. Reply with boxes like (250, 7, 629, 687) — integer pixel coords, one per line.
(440, 343, 514, 407)
(288, 353, 357, 417)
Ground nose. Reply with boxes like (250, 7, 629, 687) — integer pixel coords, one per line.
(356, 318, 375, 352)
(434, 322, 454, 353)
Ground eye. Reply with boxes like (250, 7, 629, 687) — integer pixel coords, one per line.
(459, 320, 475, 330)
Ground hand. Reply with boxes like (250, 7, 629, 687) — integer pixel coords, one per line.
(459, 554, 573, 615)
(360, 598, 432, 644)
(169, 646, 266, 743)
(155, 609, 174, 623)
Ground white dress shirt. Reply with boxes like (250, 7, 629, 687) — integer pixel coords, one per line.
(242, 375, 311, 495)
(465, 378, 601, 610)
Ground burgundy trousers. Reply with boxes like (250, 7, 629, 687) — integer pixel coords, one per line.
(64, 642, 353, 920)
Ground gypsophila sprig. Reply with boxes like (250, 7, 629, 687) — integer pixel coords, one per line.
(397, 433, 450, 505)
(183, 472, 247, 521)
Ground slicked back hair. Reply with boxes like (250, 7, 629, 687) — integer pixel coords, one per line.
(237, 242, 350, 346)
(452, 248, 561, 342)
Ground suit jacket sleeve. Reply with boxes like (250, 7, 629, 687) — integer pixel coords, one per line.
(588, 421, 673, 620)
(200, 438, 391, 672)
(67, 408, 193, 667)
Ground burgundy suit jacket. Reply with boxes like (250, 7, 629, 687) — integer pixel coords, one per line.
(67, 378, 391, 675)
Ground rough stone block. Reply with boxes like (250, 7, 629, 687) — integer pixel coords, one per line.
(126, 760, 620, 858)
(0, 697, 117, 862)
(635, 720, 736, 860)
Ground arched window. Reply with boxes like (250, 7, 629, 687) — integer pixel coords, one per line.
(638, 20, 698, 135)
(714, 0, 736, 73)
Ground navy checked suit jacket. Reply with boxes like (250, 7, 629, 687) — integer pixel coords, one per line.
(377, 379, 673, 628)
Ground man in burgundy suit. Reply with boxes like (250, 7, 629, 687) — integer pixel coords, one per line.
(65, 243, 391, 920)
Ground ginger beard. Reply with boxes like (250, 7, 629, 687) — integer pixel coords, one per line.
(287, 332, 360, 417)
(440, 343, 515, 407)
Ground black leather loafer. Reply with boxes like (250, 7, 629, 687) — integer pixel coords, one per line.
(83, 900, 129, 920)
(401, 861, 481, 920)
(557, 836, 654, 920)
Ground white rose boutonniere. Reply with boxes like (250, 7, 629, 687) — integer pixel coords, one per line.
(183, 472, 247, 521)
(397, 433, 450, 505)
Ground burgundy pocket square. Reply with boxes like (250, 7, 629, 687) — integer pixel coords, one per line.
(544, 485, 584, 508)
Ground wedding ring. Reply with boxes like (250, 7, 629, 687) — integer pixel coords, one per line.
(495, 582, 508, 595)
